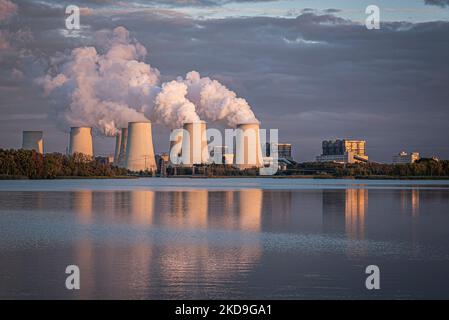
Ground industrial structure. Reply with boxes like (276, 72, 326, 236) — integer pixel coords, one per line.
(235, 123, 264, 169)
(68, 127, 93, 158)
(180, 121, 208, 166)
(316, 139, 368, 164)
(113, 128, 128, 167)
(124, 122, 157, 172)
(393, 151, 420, 164)
(22, 131, 44, 154)
(212, 145, 234, 165)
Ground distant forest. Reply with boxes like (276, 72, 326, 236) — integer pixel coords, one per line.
(0, 149, 127, 179)
(1, 148, 449, 179)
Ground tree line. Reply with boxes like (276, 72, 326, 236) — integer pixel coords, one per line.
(290, 158, 449, 178)
(0, 149, 128, 179)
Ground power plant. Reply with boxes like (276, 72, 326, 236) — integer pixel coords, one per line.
(16, 120, 278, 174)
(181, 121, 208, 166)
(22, 131, 44, 154)
(69, 127, 93, 157)
(169, 128, 183, 165)
(124, 121, 157, 172)
(114, 128, 128, 167)
(235, 122, 263, 169)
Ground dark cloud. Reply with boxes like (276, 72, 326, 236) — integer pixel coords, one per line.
(1, 1, 449, 162)
(424, 0, 449, 7)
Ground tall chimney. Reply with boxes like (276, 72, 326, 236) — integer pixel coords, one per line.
(69, 127, 93, 157)
(181, 121, 208, 166)
(125, 122, 156, 172)
(22, 131, 44, 154)
(114, 128, 128, 167)
(235, 122, 263, 169)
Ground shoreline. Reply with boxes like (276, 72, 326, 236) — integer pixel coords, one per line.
(2, 175, 449, 181)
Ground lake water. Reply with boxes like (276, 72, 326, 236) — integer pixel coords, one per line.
(1, 178, 449, 299)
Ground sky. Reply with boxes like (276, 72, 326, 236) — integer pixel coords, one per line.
(0, 0, 448, 162)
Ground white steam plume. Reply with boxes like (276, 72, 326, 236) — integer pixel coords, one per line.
(182, 71, 258, 127)
(152, 80, 200, 128)
(37, 27, 258, 134)
(37, 27, 161, 135)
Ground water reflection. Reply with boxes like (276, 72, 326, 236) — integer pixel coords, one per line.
(65, 188, 263, 298)
(2, 183, 449, 299)
(401, 189, 420, 217)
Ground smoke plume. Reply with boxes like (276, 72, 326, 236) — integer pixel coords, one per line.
(37, 26, 258, 134)
(182, 71, 258, 127)
(37, 27, 161, 135)
(152, 80, 200, 128)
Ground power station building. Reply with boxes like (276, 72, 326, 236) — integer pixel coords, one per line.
(316, 139, 368, 164)
(393, 151, 420, 164)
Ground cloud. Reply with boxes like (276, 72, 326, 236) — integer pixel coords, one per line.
(1, 2, 449, 161)
(0, 0, 17, 22)
(424, 0, 449, 7)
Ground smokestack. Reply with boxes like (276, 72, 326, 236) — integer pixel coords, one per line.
(125, 122, 156, 172)
(22, 131, 44, 154)
(113, 128, 128, 167)
(69, 127, 93, 157)
(235, 122, 263, 169)
(181, 121, 208, 166)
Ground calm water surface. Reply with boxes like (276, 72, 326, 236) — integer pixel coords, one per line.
(1, 178, 449, 299)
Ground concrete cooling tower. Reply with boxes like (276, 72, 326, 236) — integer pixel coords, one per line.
(169, 129, 183, 165)
(235, 122, 263, 169)
(113, 128, 128, 167)
(69, 127, 93, 157)
(125, 122, 156, 172)
(22, 131, 44, 154)
(181, 121, 208, 166)
(114, 131, 122, 164)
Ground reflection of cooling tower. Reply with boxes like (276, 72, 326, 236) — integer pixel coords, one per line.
(114, 128, 128, 167)
(235, 123, 263, 169)
(69, 127, 93, 157)
(181, 121, 208, 166)
(125, 122, 156, 172)
(22, 131, 44, 154)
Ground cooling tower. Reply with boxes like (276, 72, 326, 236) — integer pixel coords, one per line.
(125, 122, 156, 172)
(69, 127, 93, 157)
(113, 128, 128, 167)
(235, 122, 263, 169)
(181, 121, 208, 166)
(113, 131, 122, 164)
(169, 129, 183, 165)
(22, 131, 44, 154)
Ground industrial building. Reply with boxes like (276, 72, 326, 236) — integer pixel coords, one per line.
(316, 139, 368, 164)
(235, 122, 264, 169)
(393, 151, 420, 164)
(22, 131, 44, 154)
(69, 127, 94, 158)
(124, 122, 157, 172)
